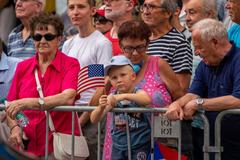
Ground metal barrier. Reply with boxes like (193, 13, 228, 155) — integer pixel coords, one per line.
(0, 105, 192, 160)
(3, 104, 240, 160)
(214, 109, 240, 160)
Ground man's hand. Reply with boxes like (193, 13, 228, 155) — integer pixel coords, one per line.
(165, 101, 184, 120)
(183, 100, 198, 119)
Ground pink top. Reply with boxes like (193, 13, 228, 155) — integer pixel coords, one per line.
(105, 31, 122, 56)
(7, 50, 80, 156)
(137, 56, 172, 107)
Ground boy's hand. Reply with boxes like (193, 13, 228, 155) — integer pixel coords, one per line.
(99, 95, 108, 110)
(107, 95, 117, 108)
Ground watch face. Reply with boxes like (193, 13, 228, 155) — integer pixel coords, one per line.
(39, 98, 44, 105)
(196, 98, 204, 105)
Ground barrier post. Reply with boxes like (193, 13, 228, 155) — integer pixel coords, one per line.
(125, 112, 132, 160)
(71, 111, 75, 160)
(151, 113, 154, 160)
(198, 113, 211, 160)
(45, 111, 49, 160)
(97, 122, 101, 160)
(214, 109, 240, 160)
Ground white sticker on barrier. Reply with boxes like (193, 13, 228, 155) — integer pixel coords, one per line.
(153, 114, 180, 138)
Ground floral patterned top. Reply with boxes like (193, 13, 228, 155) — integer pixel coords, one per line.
(137, 56, 172, 108)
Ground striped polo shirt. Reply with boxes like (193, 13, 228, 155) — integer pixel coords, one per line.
(7, 24, 36, 60)
(147, 27, 193, 73)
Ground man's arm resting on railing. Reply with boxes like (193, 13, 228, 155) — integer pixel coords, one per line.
(6, 89, 76, 119)
(188, 95, 240, 111)
(182, 95, 240, 119)
(165, 93, 199, 120)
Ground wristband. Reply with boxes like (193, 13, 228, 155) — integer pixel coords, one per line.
(10, 124, 20, 134)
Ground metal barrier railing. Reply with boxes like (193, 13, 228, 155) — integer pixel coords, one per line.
(198, 113, 211, 160)
(214, 109, 240, 160)
(1, 105, 214, 160)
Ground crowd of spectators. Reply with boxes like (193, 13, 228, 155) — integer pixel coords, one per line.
(1, 0, 240, 160)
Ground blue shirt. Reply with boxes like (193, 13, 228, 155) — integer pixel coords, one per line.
(111, 89, 151, 150)
(228, 24, 240, 48)
(0, 53, 21, 100)
(7, 24, 36, 60)
(189, 44, 240, 148)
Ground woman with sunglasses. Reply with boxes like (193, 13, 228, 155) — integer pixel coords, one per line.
(5, 12, 80, 159)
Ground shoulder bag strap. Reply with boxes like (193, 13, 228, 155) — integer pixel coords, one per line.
(34, 68, 56, 132)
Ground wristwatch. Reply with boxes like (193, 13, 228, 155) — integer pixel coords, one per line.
(38, 97, 45, 110)
(195, 98, 204, 109)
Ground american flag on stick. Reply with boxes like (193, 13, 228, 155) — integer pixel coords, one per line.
(77, 64, 105, 94)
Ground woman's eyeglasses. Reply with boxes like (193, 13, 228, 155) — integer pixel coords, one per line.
(122, 44, 147, 54)
(32, 33, 57, 41)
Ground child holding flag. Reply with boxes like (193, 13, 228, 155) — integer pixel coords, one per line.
(91, 55, 152, 160)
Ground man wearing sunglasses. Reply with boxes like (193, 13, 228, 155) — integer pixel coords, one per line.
(94, 7, 113, 34)
(7, 0, 45, 60)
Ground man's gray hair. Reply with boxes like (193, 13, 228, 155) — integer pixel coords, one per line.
(160, 0, 176, 14)
(192, 18, 227, 41)
(200, 0, 217, 19)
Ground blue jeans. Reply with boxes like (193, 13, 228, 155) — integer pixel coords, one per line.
(111, 142, 151, 160)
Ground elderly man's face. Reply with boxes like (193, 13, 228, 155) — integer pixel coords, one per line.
(192, 30, 219, 66)
(15, 0, 42, 20)
(185, 0, 208, 30)
(104, 0, 131, 21)
(225, 0, 240, 23)
(141, 0, 171, 28)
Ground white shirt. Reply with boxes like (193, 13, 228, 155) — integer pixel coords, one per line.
(62, 30, 112, 104)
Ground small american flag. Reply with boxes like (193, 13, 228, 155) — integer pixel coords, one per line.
(77, 64, 105, 94)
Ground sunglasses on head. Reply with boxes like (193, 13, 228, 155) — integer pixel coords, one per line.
(32, 33, 57, 41)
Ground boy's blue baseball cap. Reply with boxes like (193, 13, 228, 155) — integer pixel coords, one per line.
(104, 55, 134, 75)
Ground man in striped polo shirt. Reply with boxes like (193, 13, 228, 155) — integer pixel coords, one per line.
(140, 0, 192, 94)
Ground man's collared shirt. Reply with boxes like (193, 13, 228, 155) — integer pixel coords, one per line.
(189, 44, 240, 150)
(0, 53, 21, 99)
(189, 44, 240, 99)
(7, 24, 36, 60)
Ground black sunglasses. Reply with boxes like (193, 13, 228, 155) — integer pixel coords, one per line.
(94, 16, 110, 24)
(32, 33, 57, 41)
